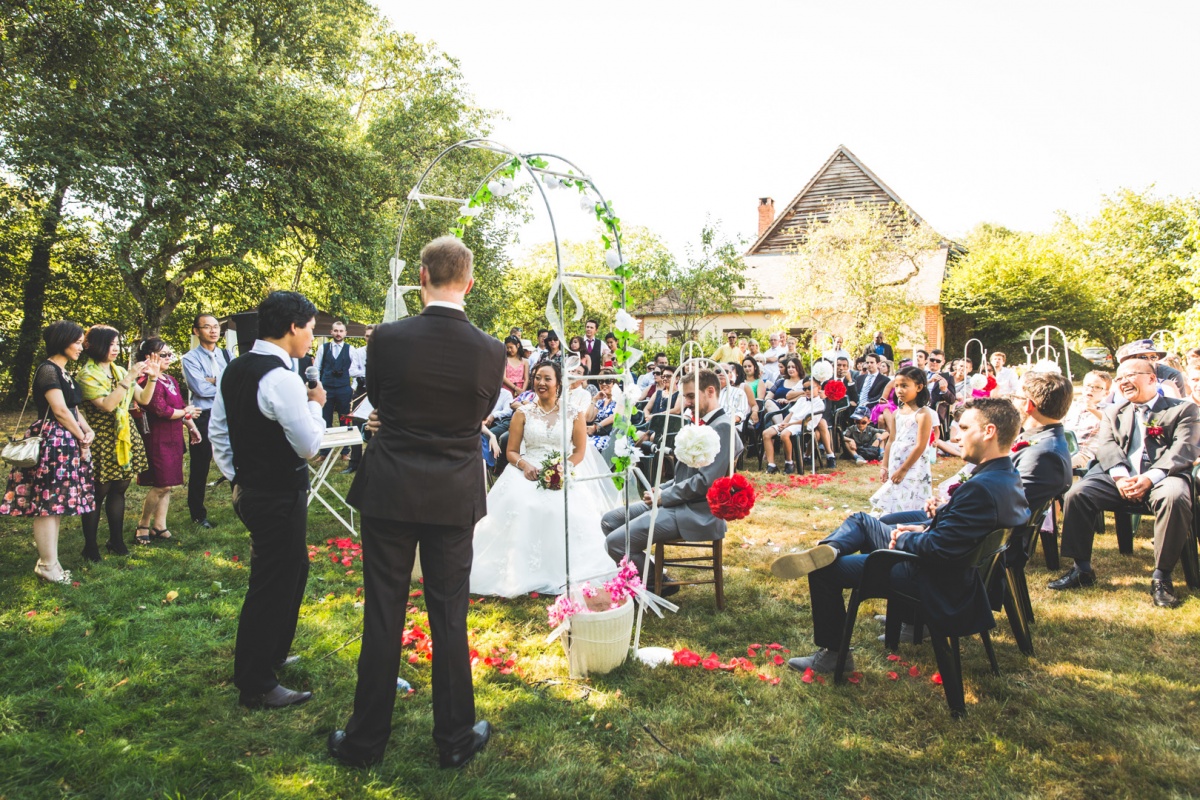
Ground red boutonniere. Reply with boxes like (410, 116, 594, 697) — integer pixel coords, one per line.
(1145, 420, 1164, 438)
(1011, 440, 1031, 453)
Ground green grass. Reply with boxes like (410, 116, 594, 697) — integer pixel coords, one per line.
(2, 435, 1199, 799)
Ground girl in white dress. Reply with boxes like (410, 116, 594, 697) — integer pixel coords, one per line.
(871, 366, 936, 515)
(471, 361, 618, 597)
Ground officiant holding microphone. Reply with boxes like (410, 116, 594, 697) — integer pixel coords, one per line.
(328, 236, 504, 769)
(209, 291, 326, 709)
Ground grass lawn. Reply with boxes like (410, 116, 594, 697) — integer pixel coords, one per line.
(2, 432, 1199, 799)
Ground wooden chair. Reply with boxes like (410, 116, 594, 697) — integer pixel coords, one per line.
(833, 528, 1014, 719)
(653, 537, 725, 610)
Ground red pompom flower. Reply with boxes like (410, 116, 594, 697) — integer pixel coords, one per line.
(822, 380, 847, 402)
(707, 475, 756, 521)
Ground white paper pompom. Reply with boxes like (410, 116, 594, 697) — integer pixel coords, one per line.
(614, 437, 632, 458)
(614, 308, 638, 333)
(579, 194, 596, 213)
(970, 373, 987, 390)
(542, 175, 560, 190)
(673, 424, 721, 469)
(811, 361, 834, 383)
(487, 180, 502, 196)
(605, 249, 623, 270)
(1030, 359, 1062, 374)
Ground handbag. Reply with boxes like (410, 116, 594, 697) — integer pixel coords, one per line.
(2, 392, 52, 468)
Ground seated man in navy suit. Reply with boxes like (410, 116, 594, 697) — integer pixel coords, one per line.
(770, 397, 1031, 673)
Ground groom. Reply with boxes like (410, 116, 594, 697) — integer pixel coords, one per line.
(601, 368, 744, 592)
(328, 236, 505, 768)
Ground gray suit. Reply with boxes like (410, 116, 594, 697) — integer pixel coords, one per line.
(601, 409, 744, 575)
(1061, 396, 1199, 575)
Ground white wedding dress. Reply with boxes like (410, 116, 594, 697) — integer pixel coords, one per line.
(470, 402, 620, 597)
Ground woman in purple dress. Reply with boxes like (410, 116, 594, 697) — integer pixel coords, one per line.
(133, 339, 199, 545)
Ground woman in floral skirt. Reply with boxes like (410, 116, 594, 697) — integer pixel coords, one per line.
(0, 321, 96, 584)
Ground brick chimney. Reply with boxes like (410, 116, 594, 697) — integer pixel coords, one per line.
(757, 197, 775, 237)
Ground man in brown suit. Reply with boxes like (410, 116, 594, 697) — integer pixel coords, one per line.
(328, 236, 505, 767)
(1051, 350, 1199, 607)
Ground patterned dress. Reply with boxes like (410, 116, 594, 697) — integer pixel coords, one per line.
(590, 397, 617, 451)
(77, 361, 148, 483)
(1, 361, 96, 517)
(870, 407, 936, 515)
(137, 373, 186, 488)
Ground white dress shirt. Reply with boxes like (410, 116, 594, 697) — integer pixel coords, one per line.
(490, 387, 515, 420)
(314, 340, 348, 372)
(761, 346, 788, 383)
(349, 344, 368, 380)
(994, 366, 1021, 397)
(209, 340, 326, 483)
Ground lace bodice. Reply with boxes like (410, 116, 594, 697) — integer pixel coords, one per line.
(518, 402, 579, 462)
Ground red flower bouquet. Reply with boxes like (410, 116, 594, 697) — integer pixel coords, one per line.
(822, 380, 847, 402)
(707, 473, 756, 521)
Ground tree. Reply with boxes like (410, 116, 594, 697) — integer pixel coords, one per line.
(1060, 188, 1200, 357)
(630, 222, 750, 343)
(779, 200, 942, 356)
(941, 223, 1094, 351)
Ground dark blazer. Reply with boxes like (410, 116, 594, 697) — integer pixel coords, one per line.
(896, 456, 1030, 637)
(346, 306, 505, 526)
(1011, 422, 1072, 515)
(854, 371, 887, 405)
(1093, 395, 1199, 479)
(582, 337, 604, 375)
(658, 409, 744, 541)
(928, 370, 956, 408)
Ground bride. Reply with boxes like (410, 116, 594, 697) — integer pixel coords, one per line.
(471, 360, 619, 597)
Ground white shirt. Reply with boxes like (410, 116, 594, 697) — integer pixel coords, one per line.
(349, 344, 368, 379)
(314, 340, 348, 372)
(528, 348, 547, 367)
(209, 340, 326, 483)
(761, 346, 788, 382)
(490, 387, 515, 420)
(719, 385, 749, 422)
(782, 397, 826, 431)
(994, 366, 1021, 397)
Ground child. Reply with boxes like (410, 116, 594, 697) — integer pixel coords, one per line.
(870, 366, 937, 514)
(762, 378, 835, 473)
(843, 415, 885, 465)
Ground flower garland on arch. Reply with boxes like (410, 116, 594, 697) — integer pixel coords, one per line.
(447, 154, 638, 488)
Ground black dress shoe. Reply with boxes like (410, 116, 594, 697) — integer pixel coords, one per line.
(339, 466, 357, 475)
(1047, 566, 1096, 591)
(239, 684, 312, 709)
(327, 730, 381, 768)
(1151, 579, 1182, 608)
(105, 540, 130, 557)
(439, 720, 491, 768)
(193, 518, 216, 529)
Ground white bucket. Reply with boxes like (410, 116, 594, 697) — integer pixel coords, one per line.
(562, 593, 635, 678)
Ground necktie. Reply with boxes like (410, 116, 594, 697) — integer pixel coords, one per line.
(208, 349, 219, 378)
(863, 374, 874, 398)
(1128, 404, 1149, 475)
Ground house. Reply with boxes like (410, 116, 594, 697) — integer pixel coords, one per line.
(639, 145, 954, 357)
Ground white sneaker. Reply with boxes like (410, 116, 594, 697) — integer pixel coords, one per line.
(854, 456, 867, 465)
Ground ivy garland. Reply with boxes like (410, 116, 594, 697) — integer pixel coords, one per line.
(450, 156, 639, 489)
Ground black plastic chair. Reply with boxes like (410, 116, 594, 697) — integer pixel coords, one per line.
(833, 528, 1013, 719)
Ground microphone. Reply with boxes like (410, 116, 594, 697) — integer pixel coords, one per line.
(304, 365, 320, 389)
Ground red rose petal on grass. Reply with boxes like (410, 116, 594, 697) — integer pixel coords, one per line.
(887, 654, 901, 661)
(25, 610, 36, 618)
(204, 551, 211, 557)
(758, 673, 767, 681)
(71, 581, 80, 588)
(355, 587, 363, 596)
(932, 672, 943, 685)
(801, 668, 814, 684)
(772, 654, 784, 666)
(231, 555, 238, 562)
(410, 590, 423, 598)
(887, 671, 899, 681)
(848, 672, 862, 684)
(908, 665, 920, 677)
(408, 654, 419, 663)
(530, 592, 539, 598)
(747, 647, 758, 657)
(767, 643, 782, 650)
(418, 577, 424, 584)
(701, 653, 721, 670)
(815, 675, 825, 684)
(770, 677, 781, 686)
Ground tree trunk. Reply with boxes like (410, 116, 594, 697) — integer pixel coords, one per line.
(5, 181, 67, 406)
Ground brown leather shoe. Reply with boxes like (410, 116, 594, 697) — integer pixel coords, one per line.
(239, 684, 312, 709)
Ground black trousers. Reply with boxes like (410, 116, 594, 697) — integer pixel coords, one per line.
(1061, 470, 1192, 575)
(232, 485, 310, 696)
(342, 516, 476, 760)
(187, 409, 213, 522)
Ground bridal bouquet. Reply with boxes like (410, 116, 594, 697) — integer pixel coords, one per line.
(674, 423, 720, 468)
(537, 451, 567, 490)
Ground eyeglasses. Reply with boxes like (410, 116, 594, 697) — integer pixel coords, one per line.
(1115, 371, 1154, 383)
(929, 358, 943, 364)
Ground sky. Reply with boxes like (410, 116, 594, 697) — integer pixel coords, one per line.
(377, 0, 1200, 258)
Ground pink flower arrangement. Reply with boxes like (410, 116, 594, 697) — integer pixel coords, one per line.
(545, 556, 643, 627)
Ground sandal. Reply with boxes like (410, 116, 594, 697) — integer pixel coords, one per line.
(150, 527, 173, 541)
(34, 563, 72, 585)
(134, 526, 152, 546)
